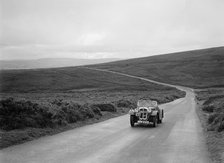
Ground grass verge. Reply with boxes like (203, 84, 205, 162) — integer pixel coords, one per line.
(195, 88, 224, 163)
(0, 89, 185, 149)
(0, 98, 129, 149)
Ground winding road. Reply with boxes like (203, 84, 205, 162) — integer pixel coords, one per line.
(0, 68, 210, 163)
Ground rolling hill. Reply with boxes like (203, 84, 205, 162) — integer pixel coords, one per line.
(91, 46, 224, 88)
(0, 58, 120, 70)
(0, 67, 177, 93)
(1, 47, 223, 93)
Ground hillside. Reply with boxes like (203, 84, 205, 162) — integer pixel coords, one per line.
(0, 58, 119, 70)
(0, 64, 186, 148)
(0, 67, 177, 93)
(91, 47, 224, 88)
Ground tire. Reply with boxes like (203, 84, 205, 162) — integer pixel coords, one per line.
(130, 115, 135, 127)
(160, 110, 164, 123)
(160, 117, 162, 124)
(157, 114, 161, 124)
(158, 118, 162, 124)
(152, 116, 157, 127)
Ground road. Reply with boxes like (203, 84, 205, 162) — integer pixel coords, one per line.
(0, 68, 210, 163)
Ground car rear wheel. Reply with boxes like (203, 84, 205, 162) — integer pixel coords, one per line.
(158, 118, 162, 124)
(130, 115, 135, 127)
(159, 118, 162, 123)
(158, 110, 164, 124)
(160, 110, 164, 123)
(157, 114, 161, 124)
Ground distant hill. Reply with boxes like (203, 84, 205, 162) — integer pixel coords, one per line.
(0, 58, 120, 70)
(91, 47, 224, 88)
(1, 47, 223, 92)
(0, 67, 181, 93)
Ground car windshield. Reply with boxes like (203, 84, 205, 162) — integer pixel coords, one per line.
(137, 100, 157, 107)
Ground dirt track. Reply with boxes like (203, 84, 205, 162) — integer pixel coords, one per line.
(0, 69, 210, 163)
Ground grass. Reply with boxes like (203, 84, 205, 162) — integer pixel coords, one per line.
(1, 46, 223, 158)
(195, 88, 224, 163)
(0, 67, 183, 93)
(0, 67, 185, 148)
(90, 46, 224, 88)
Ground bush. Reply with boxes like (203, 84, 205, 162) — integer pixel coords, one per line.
(93, 104, 117, 112)
(202, 105, 214, 112)
(60, 103, 81, 123)
(207, 113, 224, 132)
(0, 98, 104, 131)
(90, 105, 102, 116)
(203, 95, 224, 105)
(208, 113, 219, 124)
(116, 99, 135, 108)
(80, 105, 95, 119)
(51, 99, 63, 106)
(0, 98, 53, 130)
(217, 121, 224, 132)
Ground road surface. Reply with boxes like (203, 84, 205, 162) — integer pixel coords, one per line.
(0, 69, 210, 163)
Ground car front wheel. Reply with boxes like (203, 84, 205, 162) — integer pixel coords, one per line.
(130, 115, 135, 127)
(152, 116, 157, 127)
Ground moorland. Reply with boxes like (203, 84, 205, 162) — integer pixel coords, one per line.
(1, 46, 223, 162)
(91, 46, 224, 88)
(0, 67, 185, 148)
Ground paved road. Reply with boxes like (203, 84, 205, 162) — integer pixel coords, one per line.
(0, 69, 210, 163)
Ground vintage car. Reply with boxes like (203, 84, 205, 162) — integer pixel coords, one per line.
(129, 99, 164, 127)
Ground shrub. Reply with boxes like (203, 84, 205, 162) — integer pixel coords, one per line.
(0, 98, 53, 130)
(90, 105, 102, 116)
(218, 120, 224, 132)
(51, 99, 64, 106)
(80, 105, 95, 119)
(207, 113, 224, 132)
(208, 113, 219, 124)
(116, 99, 135, 108)
(0, 98, 104, 131)
(202, 105, 214, 112)
(93, 104, 117, 112)
(203, 95, 224, 105)
(60, 103, 81, 123)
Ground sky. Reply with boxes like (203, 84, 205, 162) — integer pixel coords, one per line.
(1, 0, 224, 60)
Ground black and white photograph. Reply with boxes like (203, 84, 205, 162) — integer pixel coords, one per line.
(0, 0, 224, 162)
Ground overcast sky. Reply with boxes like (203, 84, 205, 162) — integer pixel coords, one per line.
(1, 0, 224, 60)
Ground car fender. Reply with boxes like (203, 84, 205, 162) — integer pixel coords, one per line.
(151, 110, 158, 116)
(129, 109, 136, 115)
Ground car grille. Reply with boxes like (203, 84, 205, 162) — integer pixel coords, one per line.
(139, 111, 147, 120)
(139, 108, 147, 112)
